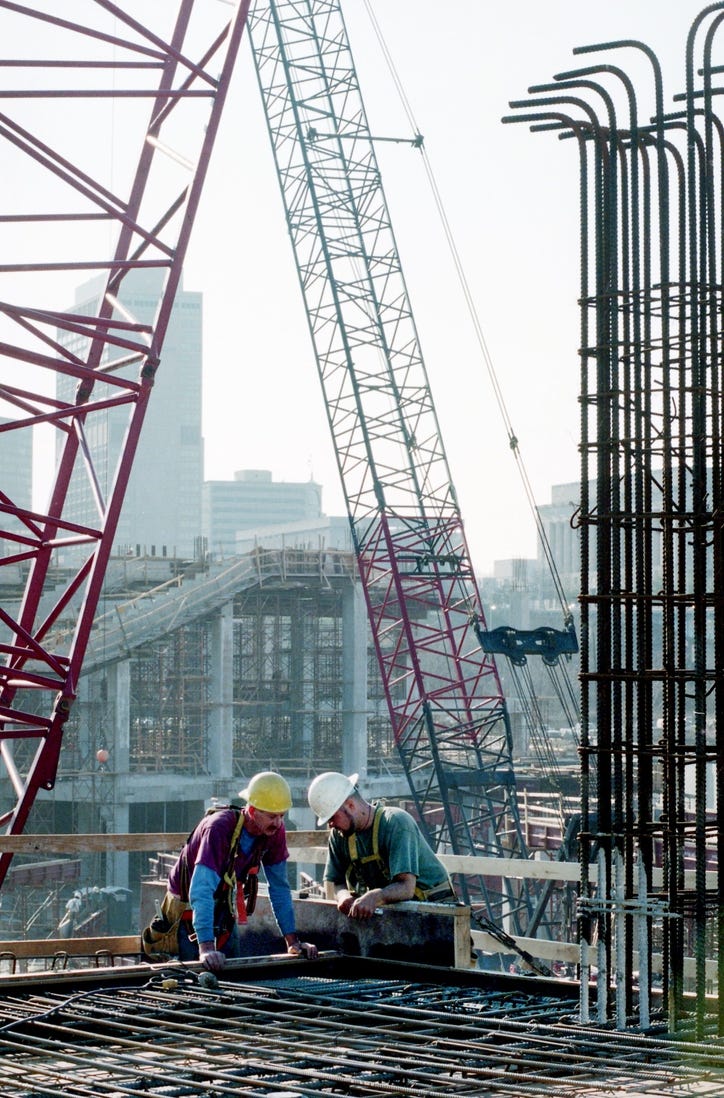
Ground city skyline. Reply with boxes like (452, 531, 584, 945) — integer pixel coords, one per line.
(185, 1, 703, 576)
(10, 3, 703, 576)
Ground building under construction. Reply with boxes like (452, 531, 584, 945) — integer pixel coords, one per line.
(0, 546, 393, 933)
(1, 543, 578, 940)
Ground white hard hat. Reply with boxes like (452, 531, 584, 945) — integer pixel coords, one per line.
(307, 771, 359, 826)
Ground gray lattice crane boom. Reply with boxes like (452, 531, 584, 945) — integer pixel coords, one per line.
(246, 0, 554, 933)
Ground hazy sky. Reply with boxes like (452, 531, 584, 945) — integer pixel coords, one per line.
(186, 0, 712, 575)
(3, 2, 714, 576)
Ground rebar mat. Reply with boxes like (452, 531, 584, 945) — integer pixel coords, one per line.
(0, 971, 722, 1097)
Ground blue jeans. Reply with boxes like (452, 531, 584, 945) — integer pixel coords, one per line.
(177, 918, 241, 961)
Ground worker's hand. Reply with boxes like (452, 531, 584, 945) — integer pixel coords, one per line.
(286, 939, 318, 959)
(337, 894, 354, 916)
(348, 889, 384, 920)
(198, 941, 226, 974)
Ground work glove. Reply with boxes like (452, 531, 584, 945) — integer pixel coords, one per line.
(198, 941, 226, 973)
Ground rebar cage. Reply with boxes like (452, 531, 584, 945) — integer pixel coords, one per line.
(505, 3, 724, 1035)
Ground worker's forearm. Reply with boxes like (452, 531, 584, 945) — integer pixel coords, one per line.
(370, 879, 415, 906)
(188, 864, 221, 943)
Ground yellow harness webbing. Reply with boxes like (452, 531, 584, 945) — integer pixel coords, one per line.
(346, 805, 430, 900)
(221, 808, 248, 915)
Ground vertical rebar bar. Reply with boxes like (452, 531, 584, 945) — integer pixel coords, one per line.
(505, 2, 724, 1034)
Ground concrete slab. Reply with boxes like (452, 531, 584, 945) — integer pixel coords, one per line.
(140, 880, 470, 967)
(240, 892, 471, 968)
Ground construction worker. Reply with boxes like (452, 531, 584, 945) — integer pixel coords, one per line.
(163, 771, 318, 972)
(307, 771, 457, 919)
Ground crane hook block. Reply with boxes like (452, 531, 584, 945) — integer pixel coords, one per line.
(475, 622, 578, 667)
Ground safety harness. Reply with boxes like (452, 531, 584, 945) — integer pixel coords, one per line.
(203, 805, 270, 945)
(179, 806, 264, 941)
(218, 806, 263, 925)
(345, 804, 455, 902)
(142, 805, 264, 960)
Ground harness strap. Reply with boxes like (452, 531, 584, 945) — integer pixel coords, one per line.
(218, 809, 268, 923)
(347, 804, 453, 902)
(422, 882, 456, 902)
(178, 804, 246, 903)
(347, 803, 384, 870)
(222, 808, 246, 891)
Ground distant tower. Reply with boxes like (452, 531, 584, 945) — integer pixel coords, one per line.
(57, 270, 204, 560)
(202, 469, 324, 559)
(0, 417, 32, 556)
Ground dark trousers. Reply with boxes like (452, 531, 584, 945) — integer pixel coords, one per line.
(177, 918, 241, 961)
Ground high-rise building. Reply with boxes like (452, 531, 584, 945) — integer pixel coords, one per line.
(56, 270, 204, 561)
(0, 416, 32, 561)
(202, 469, 325, 559)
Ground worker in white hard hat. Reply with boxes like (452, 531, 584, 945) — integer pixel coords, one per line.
(157, 771, 318, 972)
(307, 771, 457, 920)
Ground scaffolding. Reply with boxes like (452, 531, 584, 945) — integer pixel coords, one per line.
(130, 624, 210, 777)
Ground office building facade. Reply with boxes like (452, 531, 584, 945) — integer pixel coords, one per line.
(56, 270, 204, 562)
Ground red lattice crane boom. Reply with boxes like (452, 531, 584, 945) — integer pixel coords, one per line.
(0, 0, 249, 889)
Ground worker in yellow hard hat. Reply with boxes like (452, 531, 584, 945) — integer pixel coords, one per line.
(307, 771, 457, 920)
(148, 771, 318, 973)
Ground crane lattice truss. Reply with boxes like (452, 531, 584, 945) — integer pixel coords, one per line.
(0, 1, 249, 888)
(507, 3, 724, 1034)
(247, 0, 535, 927)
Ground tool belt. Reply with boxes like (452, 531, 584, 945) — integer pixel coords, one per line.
(141, 892, 191, 962)
(423, 882, 457, 903)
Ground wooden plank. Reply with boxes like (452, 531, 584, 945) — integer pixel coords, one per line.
(0, 833, 188, 854)
(470, 931, 718, 981)
(0, 831, 327, 855)
(1, 834, 584, 880)
(471, 929, 580, 965)
(288, 842, 327, 865)
(0, 834, 715, 890)
(441, 853, 581, 882)
(0, 935, 141, 959)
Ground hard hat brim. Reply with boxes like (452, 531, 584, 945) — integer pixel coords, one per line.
(316, 772, 358, 825)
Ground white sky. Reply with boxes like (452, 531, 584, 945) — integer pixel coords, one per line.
(1, 2, 712, 575)
(186, 0, 711, 575)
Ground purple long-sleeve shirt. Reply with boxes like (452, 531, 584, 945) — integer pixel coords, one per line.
(168, 808, 294, 943)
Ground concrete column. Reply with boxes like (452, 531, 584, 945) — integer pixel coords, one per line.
(109, 660, 130, 774)
(104, 662, 131, 908)
(207, 601, 234, 779)
(342, 579, 367, 778)
(106, 801, 130, 931)
(290, 595, 315, 759)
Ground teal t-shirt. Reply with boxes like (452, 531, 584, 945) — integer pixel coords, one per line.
(324, 804, 451, 896)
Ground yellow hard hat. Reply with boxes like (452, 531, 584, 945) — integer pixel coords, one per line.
(240, 771, 292, 813)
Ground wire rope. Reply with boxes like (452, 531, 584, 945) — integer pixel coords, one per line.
(361, 0, 575, 626)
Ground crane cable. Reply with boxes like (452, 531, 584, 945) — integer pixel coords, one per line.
(361, 0, 573, 626)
